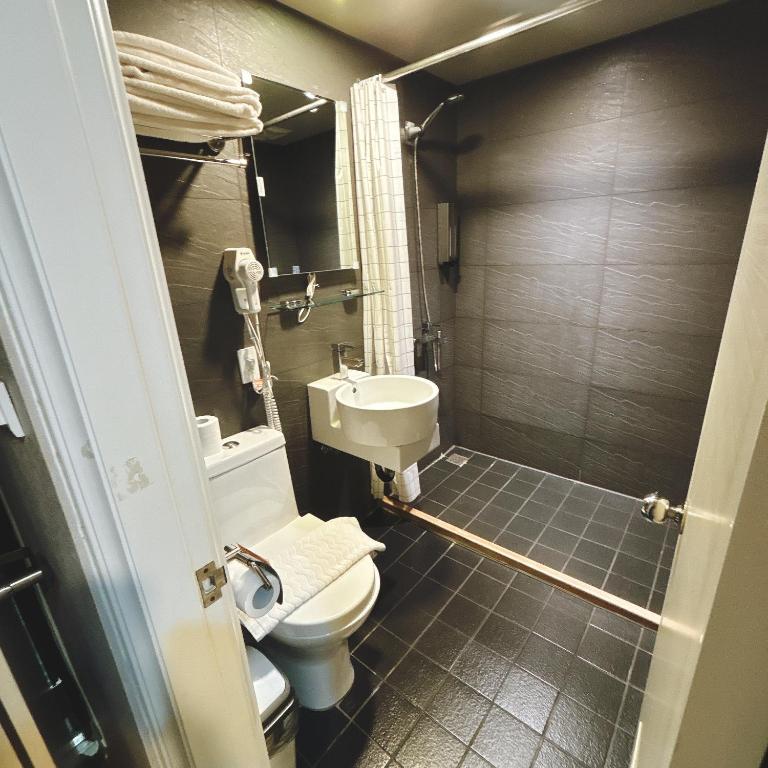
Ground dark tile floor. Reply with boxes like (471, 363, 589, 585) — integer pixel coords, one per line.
(296, 515, 655, 768)
(416, 448, 677, 612)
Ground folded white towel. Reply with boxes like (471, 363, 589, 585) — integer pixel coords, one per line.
(124, 83, 259, 122)
(120, 62, 262, 108)
(238, 517, 385, 641)
(114, 30, 263, 143)
(114, 31, 238, 85)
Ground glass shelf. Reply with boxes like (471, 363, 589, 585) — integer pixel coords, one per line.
(268, 288, 383, 314)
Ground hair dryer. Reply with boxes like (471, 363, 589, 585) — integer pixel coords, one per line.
(223, 247, 264, 314)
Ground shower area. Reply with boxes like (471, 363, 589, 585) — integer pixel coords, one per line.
(395, 0, 768, 615)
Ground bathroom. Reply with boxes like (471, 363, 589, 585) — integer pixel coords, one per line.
(1, 0, 768, 767)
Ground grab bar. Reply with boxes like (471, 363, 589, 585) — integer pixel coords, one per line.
(0, 548, 43, 603)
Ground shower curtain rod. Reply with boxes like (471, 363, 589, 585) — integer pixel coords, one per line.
(381, 0, 604, 84)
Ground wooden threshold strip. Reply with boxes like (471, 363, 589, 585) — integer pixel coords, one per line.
(382, 496, 661, 631)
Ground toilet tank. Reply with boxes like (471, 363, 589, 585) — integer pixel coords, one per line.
(204, 426, 299, 546)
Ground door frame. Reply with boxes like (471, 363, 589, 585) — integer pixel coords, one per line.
(0, 1, 268, 766)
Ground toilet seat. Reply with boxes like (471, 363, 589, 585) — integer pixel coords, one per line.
(250, 514, 379, 643)
(271, 557, 378, 642)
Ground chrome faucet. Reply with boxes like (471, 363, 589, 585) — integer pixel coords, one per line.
(330, 342, 362, 379)
(417, 321, 442, 374)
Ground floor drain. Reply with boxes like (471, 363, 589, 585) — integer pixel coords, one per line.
(445, 453, 470, 467)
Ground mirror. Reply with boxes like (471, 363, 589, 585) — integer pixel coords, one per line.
(246, 76, 358, 277)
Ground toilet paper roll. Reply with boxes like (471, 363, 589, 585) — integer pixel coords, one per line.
(196, 415, 222, 458)
(228, 560, 282, 618)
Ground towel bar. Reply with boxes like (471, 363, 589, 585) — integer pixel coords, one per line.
(138, 146, 248, 167)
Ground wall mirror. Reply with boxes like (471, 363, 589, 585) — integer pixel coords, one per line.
(247, 75, 358, 277)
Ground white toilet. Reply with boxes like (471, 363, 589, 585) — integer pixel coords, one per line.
(205, 426, 380, 710)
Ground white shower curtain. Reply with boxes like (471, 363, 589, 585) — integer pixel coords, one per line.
(335, 101, 359, 269)
(351, 75, 420, 502)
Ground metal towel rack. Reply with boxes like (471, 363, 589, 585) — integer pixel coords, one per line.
(138, 146, 248, 167)
(138, 134, 249, 167)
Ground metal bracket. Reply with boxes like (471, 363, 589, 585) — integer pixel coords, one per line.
(641, 492, 687, 533)
(195, 561, 228, 608)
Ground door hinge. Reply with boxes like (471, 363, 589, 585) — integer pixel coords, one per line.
(195, 561, 228, 608)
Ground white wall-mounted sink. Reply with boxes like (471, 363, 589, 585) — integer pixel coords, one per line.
(335, 374, 439, 448)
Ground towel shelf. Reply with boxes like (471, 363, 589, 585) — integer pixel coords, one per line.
(138, 146, 248, 167)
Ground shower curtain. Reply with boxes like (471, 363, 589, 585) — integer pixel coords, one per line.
(350, 75, 420, 502)
(335, 101, 358, 270)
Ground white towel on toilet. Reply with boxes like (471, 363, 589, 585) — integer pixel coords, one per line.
(237, 517, 385, 641)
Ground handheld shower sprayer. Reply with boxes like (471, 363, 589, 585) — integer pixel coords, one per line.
(403, 93, 465, 144)
(404, 93, 464, 374)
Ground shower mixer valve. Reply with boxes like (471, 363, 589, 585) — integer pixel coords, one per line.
(417, 322, 442, 374)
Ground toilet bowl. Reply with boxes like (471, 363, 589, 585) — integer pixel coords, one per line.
(263, 544, 379, 709)
(204, 427, 380, 710)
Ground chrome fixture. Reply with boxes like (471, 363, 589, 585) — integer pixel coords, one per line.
(403, 93, 465, 145)
(416, 321, 442, 375)
(138, 136, 249, 167)
(641, 492, 687, 531)
(138, 147, 248, 166)
(330, 342, 363, 379)
(405, 94, 464, 375)
(224, 544, 272, 590)
(0, 548, 43, 603)
(382, 0, 605, 84)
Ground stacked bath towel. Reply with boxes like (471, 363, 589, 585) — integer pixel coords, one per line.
(114, 31, 263, 143)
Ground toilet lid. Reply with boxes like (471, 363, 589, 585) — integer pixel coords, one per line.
(271, 555, 378, 641)
(245, 646, 290, 722)
(247, 513, 380, 642)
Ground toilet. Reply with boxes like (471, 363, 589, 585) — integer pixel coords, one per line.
(205, 426, 380, 710)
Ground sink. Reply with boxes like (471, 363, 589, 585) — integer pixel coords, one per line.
(335, 375, 439, 448)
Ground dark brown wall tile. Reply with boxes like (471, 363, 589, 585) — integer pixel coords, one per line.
(613, 96, 768, 194)
(621, 2, 768, 116)
(108, 0, 221, 61)
(455, 266, 486, 319)
(606, 185, 754, 265)
(484, 196, 611, 267)
(482, 370, 589, 438)
(458, 207, 486, 266)
(455, 318, 483, 368)
(456, 410, 583, 479)
(484, 265, 603, 327)
(485, 119, 620, 204)
(591, 329, 719, 402)
(454, 367, 480, 413)
(598, 264, 737, 336)
(487, 50, 626, 140)
(585, 388, 704, 458)
(483, 322, 595, 384)
(581, 439, 692, 499)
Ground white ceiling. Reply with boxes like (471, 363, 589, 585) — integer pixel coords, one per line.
(277, 0, 730, 84)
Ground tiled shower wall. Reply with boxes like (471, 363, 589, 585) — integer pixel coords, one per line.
(108, 0, 456, 512)
(454, 0, 768, 499)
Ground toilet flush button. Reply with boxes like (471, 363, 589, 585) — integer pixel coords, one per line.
(223, 440, 240, 449)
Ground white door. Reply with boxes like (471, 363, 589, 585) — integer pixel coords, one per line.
(634, 139, 768, 766)
(0, 1, 269, 766)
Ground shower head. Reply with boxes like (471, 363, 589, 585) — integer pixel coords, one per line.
(403, 93, 465, 144)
